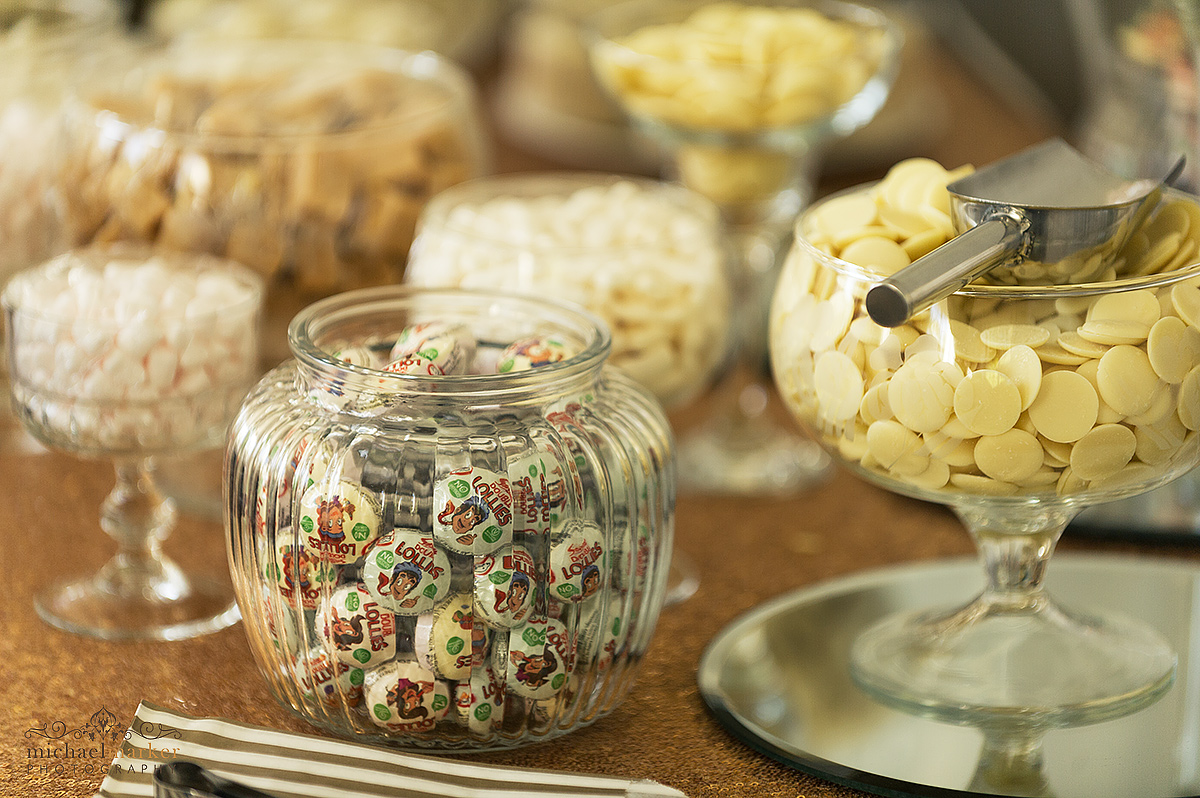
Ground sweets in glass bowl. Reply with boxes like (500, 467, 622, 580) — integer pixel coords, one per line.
(52, 38, 488, 305)
(771, 157, 1200, 501)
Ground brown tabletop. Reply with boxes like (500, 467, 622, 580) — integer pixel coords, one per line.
(3, 29, 1192, 798)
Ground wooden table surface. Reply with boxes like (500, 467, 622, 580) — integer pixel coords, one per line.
(4, 20, 1195, 798)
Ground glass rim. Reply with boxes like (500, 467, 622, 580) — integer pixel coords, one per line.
(288, 285, 614, 393)
(74, 42, 477, 150)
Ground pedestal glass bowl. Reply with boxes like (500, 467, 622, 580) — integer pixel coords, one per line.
(588, 0, 901, 494)
(769, 166, 1200, 729)
(3, 247, 263, 640)
(224, 286, 675, 748)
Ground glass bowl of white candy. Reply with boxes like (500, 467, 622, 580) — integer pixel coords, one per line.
(770, 158, 1200, 732)
(3, 246, 262, 640)
(405, 172, 732, 408)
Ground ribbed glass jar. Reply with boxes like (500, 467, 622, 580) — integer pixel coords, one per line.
(225, 286, 674, 749)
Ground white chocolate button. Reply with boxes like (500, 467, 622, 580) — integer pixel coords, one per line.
(979, 323, 1051, 350)
(1056, 330, 1110, 358)
(859, 382, 892, 425)
(840, 236, 910, 276)
(866, 420, 921, 470)
(949, 320, 994, 363)
(1035, 338, 1090, 365)
(1096, 345, 1161, 416)
(994, 345, 1042, 410)
(973, 428, 1043, 483)
(814, 191, 878, 238)
(1177, 364, 1200, 430)
(888, 358, 961, 434)
(1027, 370, 1099, 443)
(1069, 423, 1136, 482)
(813, 350, 863, 425)
(1148, 315, 1200, 383)
(1170, 282, 1200, 328)
(1039, 436, 1073, 467)
(953, 369, 1021, 436)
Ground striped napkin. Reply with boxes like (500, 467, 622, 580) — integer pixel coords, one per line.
(97, 702, 686, 798)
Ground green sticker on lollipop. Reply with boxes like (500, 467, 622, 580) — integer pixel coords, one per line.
(522, 627, 546, 647)
(557, 584, 579, 599)
(482, 525, 502, 544)
(474, 704, 492, 721)
(346, 592, 360, 612)
(489, 571, 510, 585)
(373, 704, 391, 721)
(423, 584, 438, 598)
(353, 648, 371, 664)
(300, 516, 314, 534)
(432, 694, 448, 712)
(449, 479, 470, 499)
(376, 550, 394, 570)
(552, 674, 565, 689)
(446, 636, 464, 655)
(351, 522, 370, 542)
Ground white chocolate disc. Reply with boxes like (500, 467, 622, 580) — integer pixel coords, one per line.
(994, 345, 1043, 410)
(979, 324, 1051, 350)
(1134, 412, 1188, 465)
(1027, 370, 1099, 443)
(813, 350, 863, 425)
(889, 358, 960, 434)
(1170, 282, 1200, 328)
(1069, 423, 1136, 482)
(865, 420, 921, 469)
(1148, 315, 1200, 384)
(1096, 345, 1161, 416)
(1177, 365, 1200, 430)
(949, 320, 994, 363)
(953, 369, 1022, 436)
(948, 472, 1018, 496)
(973, 428, 1044, 483)
(840, 236, 910, 276)
(1056, 331, 1111, 358)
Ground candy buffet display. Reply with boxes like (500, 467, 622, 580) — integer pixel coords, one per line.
(4, 246, 262, 639)
(225, 286, 674, 747)
(405, 173, 731, 407)
(587, 0, 900, 495)
(769, 157, 1200, 727)
(51, 38, 488, 361)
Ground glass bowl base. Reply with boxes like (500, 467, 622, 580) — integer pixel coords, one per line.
(850, 597, 1177, 730)
(35, 572, 240, 641)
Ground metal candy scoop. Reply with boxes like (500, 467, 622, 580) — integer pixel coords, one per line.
(865, 138, 1186, 327)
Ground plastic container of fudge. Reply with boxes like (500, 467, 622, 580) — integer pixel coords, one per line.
(225, 285, 674, 749)
(769, 158, 1200, 504)
(52, 38, 490, 364)
(405, 172, 733, 407)
(0, 0, 129, 278)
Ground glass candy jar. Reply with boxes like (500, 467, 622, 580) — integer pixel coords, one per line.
(225, 286, 675, 748)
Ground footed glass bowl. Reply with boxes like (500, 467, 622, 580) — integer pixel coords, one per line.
(770, 165, 1200, 729)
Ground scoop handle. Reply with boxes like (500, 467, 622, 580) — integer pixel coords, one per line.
(865, 213, 1027, 327)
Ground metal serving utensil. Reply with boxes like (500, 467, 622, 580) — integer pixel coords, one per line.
(865, 138, 1186, 327)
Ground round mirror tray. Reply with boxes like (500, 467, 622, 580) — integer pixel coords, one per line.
(698, 553, 1200, 798)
